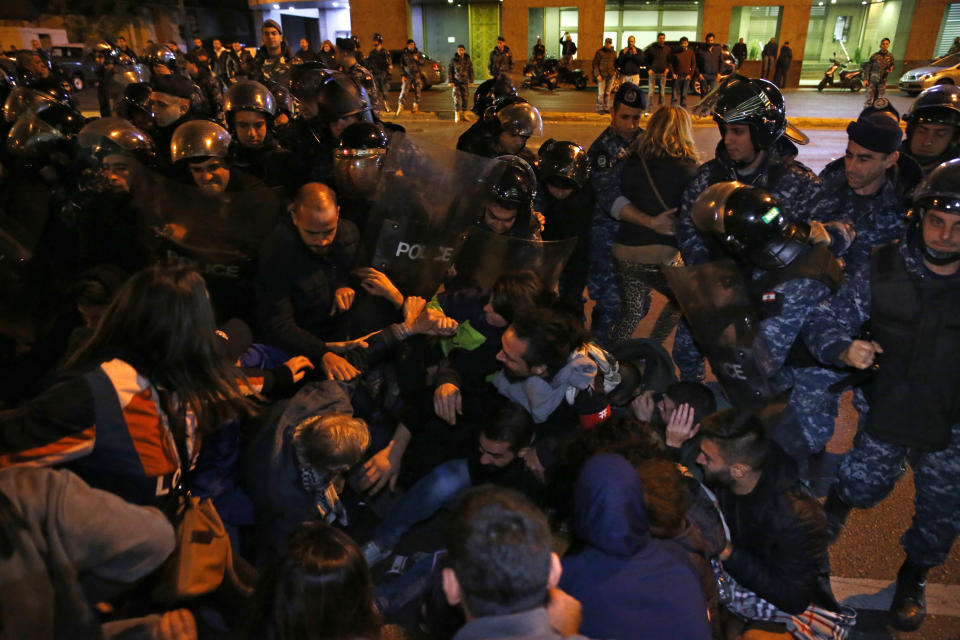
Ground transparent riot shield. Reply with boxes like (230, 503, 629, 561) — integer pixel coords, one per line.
(135, 175, 286, 321)
(663, 260, 776, 410)
(452, 228, 577, 292)
(360, 136, 496, 298)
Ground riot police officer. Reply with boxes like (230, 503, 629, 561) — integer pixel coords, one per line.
(335, 36, 384, 116)
(475, 155, 540, 240)
(902, 84, 960, 175)
(224, 79, 295, 189)
(333, 120, 388, 230)
(456, 98, 542, 165)
(535, 139, 592, 306)
(806, 160, 960, 632)
(674, 74, 819, 379)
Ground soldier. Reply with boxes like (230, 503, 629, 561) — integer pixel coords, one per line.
(863, 38, 895, 108)
(902, 84, 960, 175)
(591, 37, 616, 114)
(146, 64, 206, 165)
(253, 19, 292, 84)
(335, 36, 384, 115)
(92, 41, 120, 116)
(673, 75, 819, 380)
(783, 112, 908, 491)
(805, 160, 960, 632)
(396, 39, 423, 115)
(448, 44, 474, 123)
(366, 34, 392, 112)
(488, 36, 514, 80)
(585, 82, 645, 345)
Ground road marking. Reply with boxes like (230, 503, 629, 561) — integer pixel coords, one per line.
(831, 577, 960, 617)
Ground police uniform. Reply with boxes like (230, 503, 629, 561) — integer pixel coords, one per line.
(585, 85, 644, 345)
(805, 234, 960, 571)
(366, 45, 392, 109)
(674, 138, 820, 380)
(864, 48, 895, 107)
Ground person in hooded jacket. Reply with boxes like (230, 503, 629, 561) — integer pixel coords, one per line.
(559, 453, 712, 640)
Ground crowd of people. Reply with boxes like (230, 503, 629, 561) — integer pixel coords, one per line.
(0, 18, 958, 640)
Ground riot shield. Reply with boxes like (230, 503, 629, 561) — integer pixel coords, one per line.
(453, 228, 577, 292)
(663, 260, 776, 410)
(134, 174, 286, 321)
(359, 136, 496, 298)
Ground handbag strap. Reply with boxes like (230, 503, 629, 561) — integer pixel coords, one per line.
(640, 155, 671, 213)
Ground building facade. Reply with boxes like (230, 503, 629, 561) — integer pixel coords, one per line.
(245, 0, 955, 87)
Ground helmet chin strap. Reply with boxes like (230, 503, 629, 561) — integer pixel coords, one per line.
(921, 243, 960, 265)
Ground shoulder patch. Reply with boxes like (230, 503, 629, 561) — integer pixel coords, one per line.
(597, 154, 607, 168)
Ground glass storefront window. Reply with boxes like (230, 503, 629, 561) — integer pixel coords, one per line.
(605, 1, 702, 50)
(729, 6, 781, 60)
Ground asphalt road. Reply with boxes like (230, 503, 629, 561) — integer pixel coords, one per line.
(71, 84, 959, 638)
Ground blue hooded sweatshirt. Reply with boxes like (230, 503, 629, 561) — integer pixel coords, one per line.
(559, 454, 712, 640)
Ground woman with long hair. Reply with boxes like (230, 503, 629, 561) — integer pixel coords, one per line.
(610, 106, 699, 345)
(0, 264, 253, 506)
(243, 521, 385, 640)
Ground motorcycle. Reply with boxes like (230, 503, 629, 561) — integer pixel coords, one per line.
(556, 62, 588, 90)
(522, 58, 558, 91)
(817, 54, 863, 92)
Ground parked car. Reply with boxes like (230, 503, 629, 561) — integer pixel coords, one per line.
(899, 53, 960, 96)
(51, 45, 98, 91)
(388, 50, 446, 90)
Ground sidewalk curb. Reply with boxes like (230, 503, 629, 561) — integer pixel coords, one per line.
(388, 110, 882, 130)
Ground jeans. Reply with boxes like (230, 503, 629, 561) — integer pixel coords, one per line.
(648, 72, 667, 108)
(701, 74, 718, 96)
(761, 55, 775, 79)
(374, 458, 471, 549)
(596, 74, 615, 109)
(674, 76, 692, 105)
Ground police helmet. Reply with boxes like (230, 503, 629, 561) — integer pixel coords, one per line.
(372, 33, 383, 44)
(492, 101, 542, 137)
(6, 103, 84, 161)
(289, 62, 332, 101)
(3, 86, 59, 123)
(104, 64, 150, 110)
(692, 182, 810, 270)
(313, 72, 373, 124)
(224, 80, 277, 127)
(262, 79, 296, 118)
(141, 43, 179, 72)
(911, 158, 960, 264)
(333, 121, 388, 196)
(711, 74, 786, 150)
(78, 116, 156, 164)
(904, 84, 960, 129)
(472, 75, 518, 116)
(170, 119, 231, 164)
(93, 41, 121, 65)
(113, 82, 153, 121)
(486, 155, 538, 208)
(537, 139, 590, 190)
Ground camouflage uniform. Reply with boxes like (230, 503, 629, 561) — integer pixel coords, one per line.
(673, 138, 820, 380)
(345, 62, 384, 114)
(366, 46, 392, 109)
(448, 52, 474, 112)
(586, 125, 639, 345)
(784, 161, 909, 461)
(864, 49, 895, 108)
(803, 235, 960, 568)
(398, 47, 424, 109)
(488, 45, 514, 78)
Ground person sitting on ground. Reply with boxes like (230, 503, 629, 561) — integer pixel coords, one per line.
(443, 485, 590, 639)
(559, 453, 712, 640)
(696, 409, 840, 639)
(242, 520, 396, 640)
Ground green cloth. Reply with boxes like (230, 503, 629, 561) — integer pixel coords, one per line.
(429, 296, 488, 356)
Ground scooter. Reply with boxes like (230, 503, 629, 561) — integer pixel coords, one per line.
(817, 55, 863, 92)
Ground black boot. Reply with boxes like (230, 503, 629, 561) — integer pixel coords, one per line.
(890, 558, 931, 631)
(823, 484, 852, 543)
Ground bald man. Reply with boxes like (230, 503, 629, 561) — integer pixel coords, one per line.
(257, 183, 363, 380)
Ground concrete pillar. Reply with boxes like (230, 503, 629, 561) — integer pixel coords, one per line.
(904, 0, 948, 70)
(350, 0, 410, 50)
